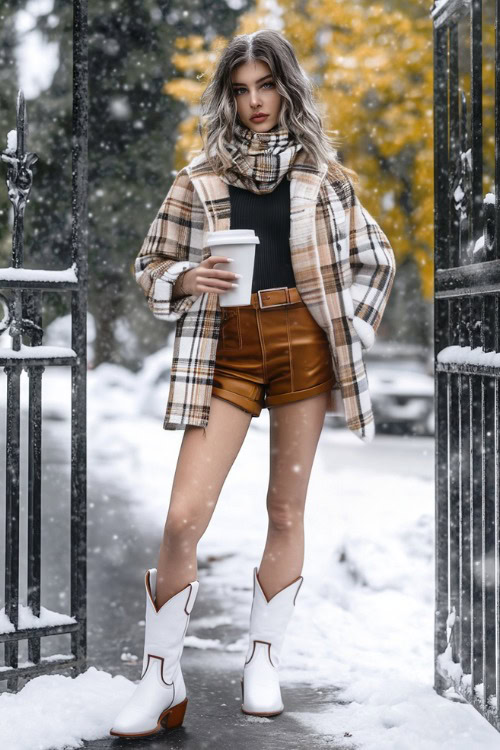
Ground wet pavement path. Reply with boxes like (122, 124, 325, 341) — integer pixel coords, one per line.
(82, 476, 352, 750)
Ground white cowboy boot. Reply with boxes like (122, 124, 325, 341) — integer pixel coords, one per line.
(241, 566, 303, 716)
(110, 568, 199, 738)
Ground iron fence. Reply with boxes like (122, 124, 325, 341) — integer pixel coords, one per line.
(0, 0, 88, 692)
(432, 0, 500, 732)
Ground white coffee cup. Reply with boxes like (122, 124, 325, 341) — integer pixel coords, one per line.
(205, 229, 260, 306)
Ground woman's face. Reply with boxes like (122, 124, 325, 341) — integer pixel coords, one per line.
(231, 60, 282, 133)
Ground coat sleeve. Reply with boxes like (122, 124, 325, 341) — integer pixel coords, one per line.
(133, 167, 202, 322)
(348, 189, 396, 351)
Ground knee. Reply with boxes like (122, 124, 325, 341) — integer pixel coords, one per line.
(266, 499, 304, 533)
(163, 510, 203, 545)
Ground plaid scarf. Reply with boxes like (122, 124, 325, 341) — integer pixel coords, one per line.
(219, 121, 303, 194)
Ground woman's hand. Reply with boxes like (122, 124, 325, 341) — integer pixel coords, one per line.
(180, 256, 241, 297)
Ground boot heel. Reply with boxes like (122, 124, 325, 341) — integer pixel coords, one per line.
(160, 697, 188, 729)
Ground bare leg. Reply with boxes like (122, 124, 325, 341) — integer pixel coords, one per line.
(156, 396, 253, 608)
(257, 391, 329, 600)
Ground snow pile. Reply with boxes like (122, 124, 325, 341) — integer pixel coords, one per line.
(0, 605, 76, 635)
(0, 668, 134, 750)
(438, 344, 500, 368)
(0, 265, 78, 283)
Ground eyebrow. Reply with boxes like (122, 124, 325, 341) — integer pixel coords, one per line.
(231, 74, 273, 87)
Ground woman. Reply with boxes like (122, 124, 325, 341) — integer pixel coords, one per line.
(110, 29, 396, 738)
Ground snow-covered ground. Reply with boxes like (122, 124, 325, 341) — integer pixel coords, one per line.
(0, 341, 499, 749)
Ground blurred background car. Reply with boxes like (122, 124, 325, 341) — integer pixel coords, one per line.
(326, 342, 434, 437)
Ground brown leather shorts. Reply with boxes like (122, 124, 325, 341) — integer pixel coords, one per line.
(212, 286, 335, 417)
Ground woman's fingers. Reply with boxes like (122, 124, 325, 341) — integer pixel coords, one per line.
(193, 257, 240, 295)
(197, 276, 238, 294)
(201, 256, 239, 280)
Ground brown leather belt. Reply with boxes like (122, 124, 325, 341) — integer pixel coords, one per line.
(250, 286, 302, 309)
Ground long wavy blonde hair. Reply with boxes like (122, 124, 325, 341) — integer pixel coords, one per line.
(196, 29, 358, 186)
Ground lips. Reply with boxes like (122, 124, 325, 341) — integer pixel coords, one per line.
(250, 113, 268, 121)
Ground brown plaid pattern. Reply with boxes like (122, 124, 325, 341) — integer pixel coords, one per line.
(133, 149, 396, 443)
(219, 122, 303, 194)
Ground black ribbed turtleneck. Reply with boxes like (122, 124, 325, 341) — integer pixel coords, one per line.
(228, 176, 296, 294)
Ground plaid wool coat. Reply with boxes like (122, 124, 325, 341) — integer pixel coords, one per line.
(134, 149, 396, 443)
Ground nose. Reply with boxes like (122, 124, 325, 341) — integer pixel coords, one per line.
(249, 88, 262, 107)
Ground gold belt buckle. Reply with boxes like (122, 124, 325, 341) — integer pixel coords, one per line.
(257, 287, 290, 309)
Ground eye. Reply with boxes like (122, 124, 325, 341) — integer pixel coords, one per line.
(232, 81, 275, 96)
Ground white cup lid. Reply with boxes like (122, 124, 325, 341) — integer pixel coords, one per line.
(205, 229, 260, 246)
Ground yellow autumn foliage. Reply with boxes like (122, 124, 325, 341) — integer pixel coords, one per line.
(162, 0, 496, 301)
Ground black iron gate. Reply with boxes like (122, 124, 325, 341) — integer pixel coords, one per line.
(432, 0, 500, 732)
(0, 1, 88, 691)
